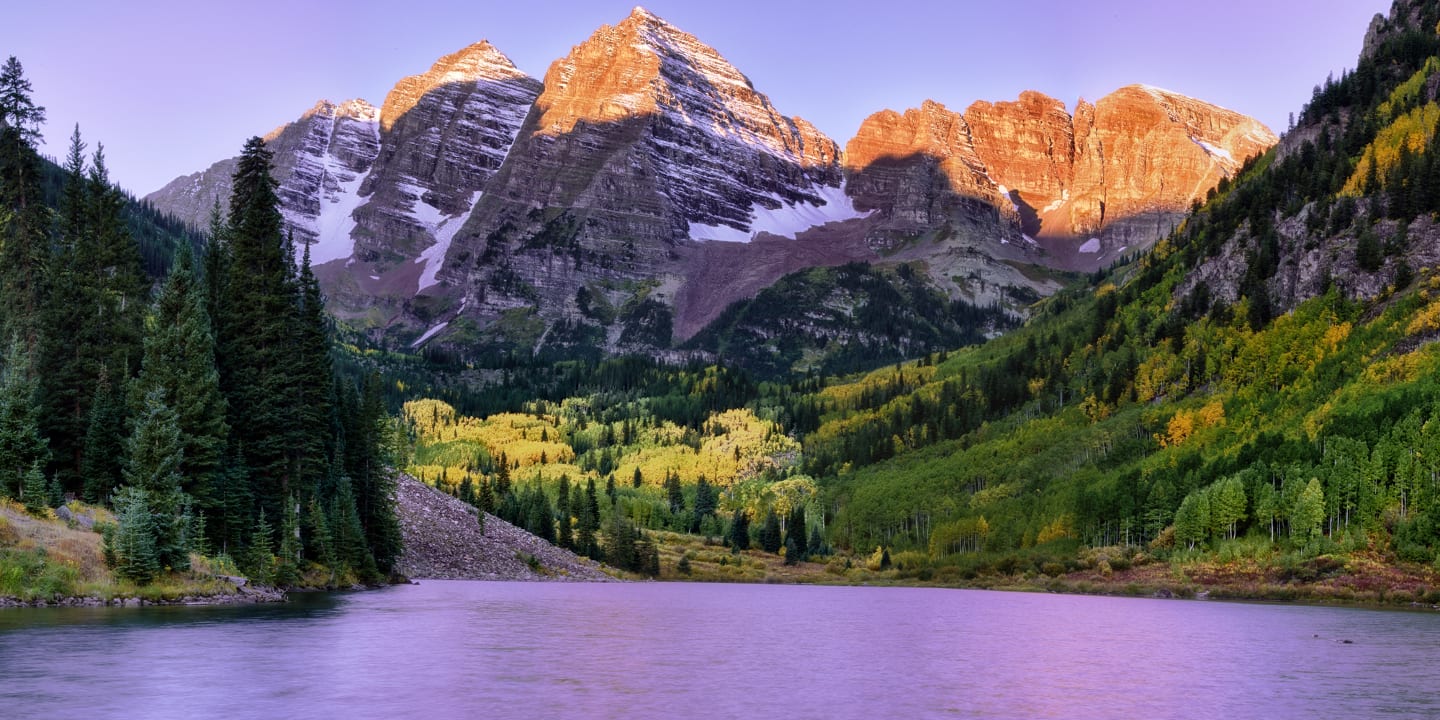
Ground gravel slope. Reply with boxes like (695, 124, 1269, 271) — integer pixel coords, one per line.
(394, 473, 612, 582)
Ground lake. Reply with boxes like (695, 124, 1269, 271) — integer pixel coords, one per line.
(2, 581, 1438, 719)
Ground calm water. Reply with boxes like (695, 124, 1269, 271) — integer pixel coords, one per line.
(2, 581, 1439, 719)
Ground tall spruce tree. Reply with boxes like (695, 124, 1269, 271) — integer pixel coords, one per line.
(0, 57, 48, 361)
(134, 243, 228, 511)
(216, 137, 300, 516)
(122, 388, 192, 571)
(0, 338, 48, 500)
(79, 369, 125, 502)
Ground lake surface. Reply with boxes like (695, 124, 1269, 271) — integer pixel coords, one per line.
(3, 581, 1439, 719)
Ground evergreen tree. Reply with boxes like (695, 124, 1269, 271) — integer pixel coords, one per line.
(761, 510, 782, 554)
(0, 338, 49, 500)
(275, 494, 303, 586)
(729, 508, 750, 550)
(604, 511, 637, 570)
(807, 523, 826, 557)
(330, 473, 373, 576)
(784, 535, 802, 566)
(353, 374, 401, 574)
(80, 369, 126, 503)
(632, 466, 643, 488)
(288, 242, 332, 494)
(694, 476, 717, 524)
(786, 505, 807, 561)
(215, 137, 302, 514)
(211, 444, 253, 557)
(245, 508, 275, 584)
(123, 388, 191, 571)
(305, 496, 336, 573)
(134, 243, 229, 510)
(556, 475, 573, 550)
(576, 478, 600, 559)
(665, 472, 684, 514)
(108, 486, 160, 584)
(0, 57, 48, 359)
(20, 459, 46, 514)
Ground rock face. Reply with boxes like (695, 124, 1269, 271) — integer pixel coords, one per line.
(145, 7, 1275, 361)
(394, 473, 611, 582)
(846, 85, 1276, 266)
(145, 42, 541, 319)
(433, 7, 854, 347)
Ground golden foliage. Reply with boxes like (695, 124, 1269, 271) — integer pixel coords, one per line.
(1407, 300, 1440, 336)
(1035, 514, 1074, 544)
(1342, 103, 1440, 196)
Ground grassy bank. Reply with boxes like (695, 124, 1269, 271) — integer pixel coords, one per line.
(644, 531, 1440, 609)
(0, 498, 259, 605)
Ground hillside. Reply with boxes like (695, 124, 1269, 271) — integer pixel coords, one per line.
(375, 0, 1440, 602)
(394, 473, 610, 581)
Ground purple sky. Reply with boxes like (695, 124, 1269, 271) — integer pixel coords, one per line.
(5, 0, 1391, 195)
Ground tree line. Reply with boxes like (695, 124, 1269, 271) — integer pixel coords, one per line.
(0, 58, 399, 585)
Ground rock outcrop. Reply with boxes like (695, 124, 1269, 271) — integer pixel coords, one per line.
(394, 473, 612, 582)
(846, 85, 1276, 266)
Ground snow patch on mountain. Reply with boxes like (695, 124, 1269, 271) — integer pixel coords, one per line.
(688, 183, 871, 243)
(414, 189, 483, 294)
(411, 321, 449, 347)
(1079, 237, 1102, 253)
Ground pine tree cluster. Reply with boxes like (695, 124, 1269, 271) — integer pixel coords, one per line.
(0, 59, 400, 586)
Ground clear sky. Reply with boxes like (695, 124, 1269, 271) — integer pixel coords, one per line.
(5, 0, 1392, 195)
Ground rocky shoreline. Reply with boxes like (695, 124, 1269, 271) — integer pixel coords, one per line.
(0, 579, 286, 609)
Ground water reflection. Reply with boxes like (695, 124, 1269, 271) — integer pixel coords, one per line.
(2, 582, 1439, 719)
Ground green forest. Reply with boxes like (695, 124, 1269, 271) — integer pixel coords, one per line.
(0, 57, 399, 599)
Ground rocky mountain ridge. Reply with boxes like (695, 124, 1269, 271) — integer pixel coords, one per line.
(146, 6, 1274, 368)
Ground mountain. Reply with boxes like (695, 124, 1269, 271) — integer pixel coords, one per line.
(845, 86, 1277, 266)
(147, 42, 542, 329)
(145, 7, 1272, 373)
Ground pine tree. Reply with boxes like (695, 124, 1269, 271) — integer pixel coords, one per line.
(245, 508, 276, 584)
(215, 137, 301, 515)
(41, 140, 146, 493)
(21, 459, 46, 514)
(109, 486, 160, 584)
(305, 496, 336, 572)
(288, 242, 332, 496)
(807, 523, 826, 557)
(134, 243, 229, 510)
(576, 478, 600, 559)
(275, 494, 303, 586)
(556, 475, 573, 550)
(632, 467, 643, 488)
(786, 505, 807, 561)
(0, 338, 49, 500)
(330, 473, 373, 576)
(665, 472, 684, 514)
(123, 388, 191, 571)
(784, 535, 802, 566)
(761, 510, 782, 554)
(80, 368, 126, 503)
(211, 444, 253, 557)
(729, 508, 750, 550)
(604, 511, 637, 570)
(0, 57, 48, 362)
